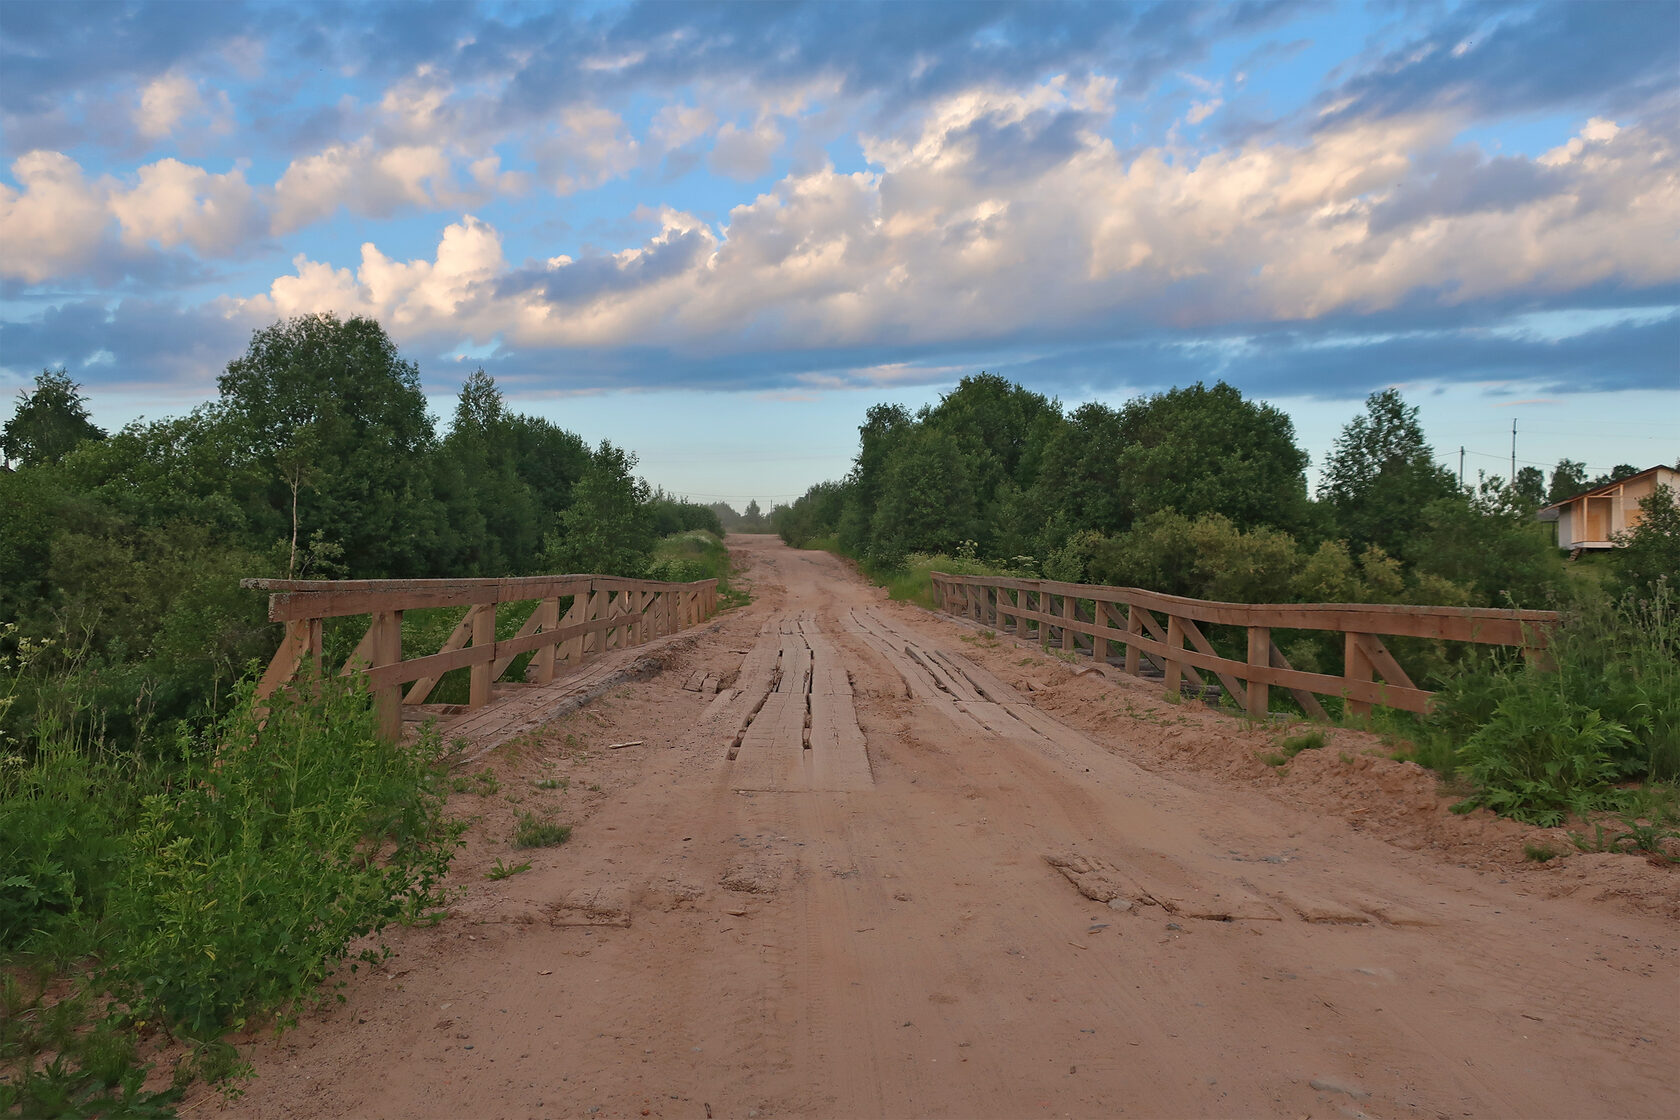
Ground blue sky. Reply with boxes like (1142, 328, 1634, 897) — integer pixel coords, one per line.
(2, 0, 1676, 506)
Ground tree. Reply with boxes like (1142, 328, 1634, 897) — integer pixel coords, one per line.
(1611, 484, 1680, 597)
(1029, 402, 1128, 544)
(1588, 463, 1642, 488)
(1512, 466, 1546, 509)
(1547, 459, 1587, 503)
(868, 428, 976, 564)
(1318, 389, 1457, 556)
(437, 369, 542, 575)
(217, 314, 443, 577)
(1, 368, 105, 468)
(1116, 381, 1310, 533)
(838, 403, 914, 556)
(542, 441, 653, 575)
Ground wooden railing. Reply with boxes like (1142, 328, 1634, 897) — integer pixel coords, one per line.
(244, 574, 719, 740)
(930, 573, 1556, 719)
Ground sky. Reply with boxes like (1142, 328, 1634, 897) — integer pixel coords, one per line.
(2, 0, 1676, 508)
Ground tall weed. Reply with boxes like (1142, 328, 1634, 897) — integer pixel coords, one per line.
(1432, 581, 1680, 824)
(103, 670, 459, 1038)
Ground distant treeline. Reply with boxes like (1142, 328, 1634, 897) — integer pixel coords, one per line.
(772, 373, 1671, 610)
(0, 312, 719, 747)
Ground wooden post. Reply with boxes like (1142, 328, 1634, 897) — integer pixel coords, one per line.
(1164, 613, 1184, 699)
(1246, 626, 1270, 718)
(1344, 631, 1374, 719)
(371, 610, 402, 742)
(562, 594, 585, 666)
(1092, 602, 1109, 666)
(1125, 604, 1142, 674)
(1061, 594, 1076, 652)
(469, 601, 495, 708)
(533, 597, 559, 684)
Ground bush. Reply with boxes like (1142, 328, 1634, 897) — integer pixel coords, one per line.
(1428, 581, 1680, 823)
(103, 671, 458, 1038)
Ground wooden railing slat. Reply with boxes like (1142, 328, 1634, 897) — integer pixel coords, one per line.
(930, 572, 1554, 720)
(248, 574, 720, 741)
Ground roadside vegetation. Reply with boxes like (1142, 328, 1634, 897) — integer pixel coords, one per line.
(0, 314, 741, 1111)
(774, 373, 1679, 841)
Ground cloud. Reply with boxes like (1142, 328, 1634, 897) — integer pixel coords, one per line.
(651, 102, 717, 151)
(530, 106, 642, 194)
(0, 151, 108, 282)
(270, 139, 471, 231)
(227, 97, 1679, 398)
(134, 70, 200, 137)
(708, 119, 784, 180)
(1314, 2, 1680, 125)
(109, 158, 262, 254)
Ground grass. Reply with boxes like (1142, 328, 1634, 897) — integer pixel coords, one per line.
(449, 767, 500, 795)
(1, 670, 461, 1110)
(485, 858, 532, 881)
(532, 777, 568, 790)
(646, 530, 750, 609)
(511, 812, 571, 849)
(1523, 843, 1561, 862)
(1259, 729, 1327, 768)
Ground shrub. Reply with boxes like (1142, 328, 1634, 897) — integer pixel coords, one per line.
(103, 671, 458, 1038)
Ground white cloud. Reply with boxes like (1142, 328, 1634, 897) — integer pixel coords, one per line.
(239, 102, 1680, 364)
(651, 102, 717, 150)
(244, 215, 509, 336)
(0, 151, 111, 282)
(271, 140, 470, 232)
(534, 106, 641, 194)
(109, 158, 261, 254)
(135, 71, 203, 138)
(1186, 98, 1222, 125)
(708, 119, 785, 180)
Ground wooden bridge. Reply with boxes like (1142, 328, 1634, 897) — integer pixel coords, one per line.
(930, 573, 1557, 718)
(243, 574, 718, 743)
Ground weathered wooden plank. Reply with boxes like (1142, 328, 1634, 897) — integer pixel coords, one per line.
(928, 573, 1556, 645)
(402, 609, 477, 703)
(371, 610, 402, 741)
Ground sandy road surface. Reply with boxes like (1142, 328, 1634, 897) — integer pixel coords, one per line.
(207, 536, 1679, 1119)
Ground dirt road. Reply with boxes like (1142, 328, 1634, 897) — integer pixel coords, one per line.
(209, 536, 1679, 1119)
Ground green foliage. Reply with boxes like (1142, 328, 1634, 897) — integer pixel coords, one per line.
(1454, 690, 1627, 826)
(1610, 483, 1680, 599)
(1, 671, 460, 1107)
(1260, 730, 1326, 768)
(1318, 388, 1459, 558)
(1547, 458, 1587, 504)
(1114, 381, 1310, 534)
(217, 313, 444, 579)
(450, 767, 501, 795)
(868, 427, 978, 564)
(104, 672, 458, 1038)
(544, 440, 654, 575)
(1427, 581, 1680, 823)
(486, 858, 533, 880)
(1, 367, 106, 468)
(512, 811, 571, 849)
(1568, 806, 1680, 863)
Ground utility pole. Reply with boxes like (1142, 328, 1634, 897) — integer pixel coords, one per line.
(1459, 446, 1466, 488)
(1511, 419, 1517, 482)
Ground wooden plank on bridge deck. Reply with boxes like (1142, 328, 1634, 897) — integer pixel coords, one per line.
(805, 620, 873, 792)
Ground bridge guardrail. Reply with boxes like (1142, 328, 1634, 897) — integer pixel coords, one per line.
(243, 574, 719, 739)
(929, 572, 1556, 719)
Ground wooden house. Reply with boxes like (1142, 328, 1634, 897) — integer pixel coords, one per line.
(1537, 465, 1680, 552)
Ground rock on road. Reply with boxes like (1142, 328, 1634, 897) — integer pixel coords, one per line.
(207, 535, 1679, 1119)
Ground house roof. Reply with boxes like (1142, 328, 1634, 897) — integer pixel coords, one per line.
(1537, 464, 1678, 514)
